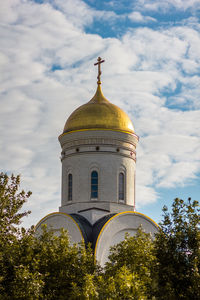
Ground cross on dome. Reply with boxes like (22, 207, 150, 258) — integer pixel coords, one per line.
(94, 57, 105, 84)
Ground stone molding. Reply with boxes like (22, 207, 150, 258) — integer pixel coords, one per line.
(59, 130, 138, 149)
(61, 150, 136, 162)
(61, 137, 137, 150)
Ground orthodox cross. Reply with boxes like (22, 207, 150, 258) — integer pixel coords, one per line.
(94, 57, 105, 84)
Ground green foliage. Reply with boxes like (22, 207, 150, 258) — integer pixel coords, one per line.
(99, 227, 157, 299)
(0, 173, 199, 299)
(154, 197, 200, 300)
(0, 173, 31, 240)
(97, 265, 151, 300)
(34, 227, 97, 299)
(0, 224, 98, 299)
(0, 173, 33, 298)
(0, 173, 98, 299)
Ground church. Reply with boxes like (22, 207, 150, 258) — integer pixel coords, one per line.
(36, 57, 158, 266)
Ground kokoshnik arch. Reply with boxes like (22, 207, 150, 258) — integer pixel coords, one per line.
(35, 57, 158, 266)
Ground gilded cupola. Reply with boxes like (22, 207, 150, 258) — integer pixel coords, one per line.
(63, 57, 135, 135)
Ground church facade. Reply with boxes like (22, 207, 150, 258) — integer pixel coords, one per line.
(36, 58, 158, 266)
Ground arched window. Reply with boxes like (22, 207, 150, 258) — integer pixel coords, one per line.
(91, 171, 98, 199)
(119, 172, 125, 201)
(68, 173, 72, 201)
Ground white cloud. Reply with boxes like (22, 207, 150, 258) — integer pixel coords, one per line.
(158, 161, 200, 188)
(136, 185, 158, 206)
(137, 0, 200, 12)
(0, 0, 200, 226)
(128, 11, 156, 23)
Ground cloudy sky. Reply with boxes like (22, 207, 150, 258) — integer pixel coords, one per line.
(1, 0, 200, 228)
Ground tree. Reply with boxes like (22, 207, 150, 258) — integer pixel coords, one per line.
(96, 198, 200, 300)
(0, 173, 99, 299)
(33, 227, 97, 300)
(154, 198, 200, 300)
(0, 173, 31, 240)
(0, 173, 32, 298)
(1, 225, 98, 300)
(98, 228, 157, 299)
(1, 173, 199, 299)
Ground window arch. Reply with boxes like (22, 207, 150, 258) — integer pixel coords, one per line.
(119, 172, 125, 201)
(91, 171, 98, 199)
(68, 173, 72, 201)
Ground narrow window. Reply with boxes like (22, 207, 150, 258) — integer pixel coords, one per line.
(119, 172, 125, 201)
(68, 174, 72, 201)
(91, 171, 98, 199)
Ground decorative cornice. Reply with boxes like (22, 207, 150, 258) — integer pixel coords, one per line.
(59, 128, 139, 140)
(60, 137, 137, 150)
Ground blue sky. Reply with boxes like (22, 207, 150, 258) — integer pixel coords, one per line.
(0, 0, 200, 227)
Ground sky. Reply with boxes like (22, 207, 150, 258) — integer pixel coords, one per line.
(0, 0, 200, 228)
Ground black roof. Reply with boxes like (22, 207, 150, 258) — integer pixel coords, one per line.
(70, 213, 116, 250)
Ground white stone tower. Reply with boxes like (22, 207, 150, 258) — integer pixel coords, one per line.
(58, 58, 138, 225)
(36, 58, 158, 266)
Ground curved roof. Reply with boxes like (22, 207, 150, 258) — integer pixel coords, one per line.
(63, 84, 135, 134)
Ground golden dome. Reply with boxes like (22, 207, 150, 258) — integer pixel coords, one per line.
(63, 84, 135, 134)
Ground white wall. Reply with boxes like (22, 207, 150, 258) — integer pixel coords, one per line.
(59, 130, 138, 223)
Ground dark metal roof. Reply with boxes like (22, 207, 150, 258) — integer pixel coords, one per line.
(70, 214, 93, 245)
(92, 214, 116, 250)
(70, 213, 116, 250)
